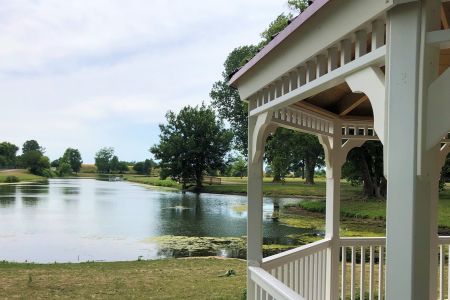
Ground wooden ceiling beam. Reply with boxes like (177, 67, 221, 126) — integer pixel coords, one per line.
(337, 93, 368, 116)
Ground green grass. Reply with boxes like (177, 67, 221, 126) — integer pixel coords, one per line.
(0, 169, 45, 183)
(297, 183, 450, 229)
(202, 177, 362, 199)
(0, 258, 246, 299)
(124, 175, 181, 189)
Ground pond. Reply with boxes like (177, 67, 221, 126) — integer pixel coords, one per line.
(0, 178, 316, 263)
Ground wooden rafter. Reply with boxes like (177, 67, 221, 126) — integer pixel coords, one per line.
(337, 94, 368, 116)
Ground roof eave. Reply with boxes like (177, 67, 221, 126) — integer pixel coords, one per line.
(228, 0, 332, 88)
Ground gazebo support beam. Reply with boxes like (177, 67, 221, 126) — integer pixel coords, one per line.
(247, 113, 274, 300)
(385, 1, 441, 299)
(319, 123, 364, 300)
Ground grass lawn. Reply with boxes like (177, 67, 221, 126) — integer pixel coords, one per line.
(124, 175, 181, 189)
(0, 258, 246, 299)
(0, 169, 45, 183)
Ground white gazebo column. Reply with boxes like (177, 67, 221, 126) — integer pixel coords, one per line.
(247, 112, 272, 300)
(319, 121, 344, 300)
(385, 1, 441, 299)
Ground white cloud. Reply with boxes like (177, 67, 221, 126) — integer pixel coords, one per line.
(0, 0, 289, 161)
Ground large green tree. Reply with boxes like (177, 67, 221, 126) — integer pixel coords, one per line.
(20, 140, 51, 176)
(133, 159, 155, 175)
(265, 128, 324, 183)
(150, 104, 232, 190)
(0, 142, 19, 168)
(210, 45, 258, 156)
(22, 140, 44, 155)
(61, 148, 83, 173)
(342, 141, 386, 198)
(95, 147, 115, 174)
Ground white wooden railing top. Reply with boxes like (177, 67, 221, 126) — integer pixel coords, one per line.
(262, 238, 331, 270)
(249, 266, 305, 300)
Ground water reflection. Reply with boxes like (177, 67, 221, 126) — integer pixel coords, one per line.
(0, 196, 15, 207)
(0, 179, 310, 263)
(22, 196, 39, 206)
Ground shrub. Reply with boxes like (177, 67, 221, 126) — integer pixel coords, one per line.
(4, 175, 19, 183)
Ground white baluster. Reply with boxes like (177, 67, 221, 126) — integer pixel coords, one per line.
(378, 246, 384, 300)
(360, 246, 365, 300)
(342, 247, 347, 300)
(371, 19, 385, 51)
(369, 246, 375, 300)
(297, 66, 306, 87)
(306, 61, 316, 82)
(351, 246, 356, 300)
(340, 39, 352, 65)
(355, 29, 367, 58)
(440, 245, 444, 300)
(316, 54, 327, 77)
(328, 47, 339, 72)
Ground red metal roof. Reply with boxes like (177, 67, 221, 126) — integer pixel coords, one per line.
(229, 0, 332, 87)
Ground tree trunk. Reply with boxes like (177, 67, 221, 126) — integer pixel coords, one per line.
(304, 157, 316, 185)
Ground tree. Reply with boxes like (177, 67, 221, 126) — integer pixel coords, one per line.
(287, 0, 309, 12)
(265, 128, 324, 184)
(61, 148, 82, 173)
(0, 142, 19, 168)
(210, 45, 258, 156)
(117, 161, 129, 174)
(110, 156, 120, 173)
(22, 140, 44, 155)
(150, 104, 232, 190)
(210, 5, 309, 156)
(58, 161, 72, 176)
(21, 150, 50, 176)
(95, 147, 114, 173)
(260, 14, 292, 47)
(231, 156, 247, 178)
(342, 141, 386, 199)
(133, 159, 154, 175)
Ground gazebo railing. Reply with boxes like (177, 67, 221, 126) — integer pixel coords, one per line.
(249, 236, 450, 300)
(258, 239, 330, 300)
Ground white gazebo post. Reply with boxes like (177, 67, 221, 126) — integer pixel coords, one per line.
(247, 112, 272, 300)
(385, 1, 442, 299)
(320, 121, 364, 300)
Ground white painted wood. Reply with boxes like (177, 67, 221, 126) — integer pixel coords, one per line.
(316, 54, 327, 77)
(328, 47, 339, 72)
(371, 19, 385, 50)
(385, 1, 441, 299)
(345, 66, 385, 144)
(440, 245, 444, 300)
(249, 267, 305, 300)
(360, 246, 365, 300)
(426, 28, 450, 48)
(378, 246, 384, 300)
(369, 246, 374, 300)
(341, 247, 347, 300)
(351, 246, 356, 300)
(234, 0, 392, 100)
(297, 66, 306, 88)
(426, 67, 450, 150)
(306, 61, 317, 83)
(247, 112, 273, 300)
(340, 39, 352, 66)
(355, 29, 367, 58)
(249, 46, 385, 117)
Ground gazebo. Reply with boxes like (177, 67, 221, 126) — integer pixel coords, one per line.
(229, 0, 450, 299)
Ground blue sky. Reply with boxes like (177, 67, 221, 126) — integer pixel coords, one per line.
(0, 0, 289, 163)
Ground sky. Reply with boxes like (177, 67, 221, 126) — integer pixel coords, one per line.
(0, 0, 290, 163)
